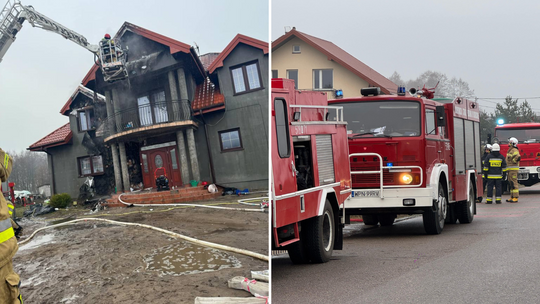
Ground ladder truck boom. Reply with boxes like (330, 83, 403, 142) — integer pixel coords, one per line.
(0, 0, 127, 82)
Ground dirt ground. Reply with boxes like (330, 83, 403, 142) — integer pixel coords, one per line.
(13, 194, 268, 304)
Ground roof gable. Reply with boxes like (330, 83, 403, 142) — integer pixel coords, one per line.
(207, 34, 268, 74)
(81, 22, 205, 87)
(272, 29, 397, 94)
(60, 85, 106, 116)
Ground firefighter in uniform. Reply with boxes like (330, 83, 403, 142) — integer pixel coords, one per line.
(481, 144, 492, 195)
(0, 149, 22, 303)
(506, 137, 521, 203)
(483, 143, 507, 204)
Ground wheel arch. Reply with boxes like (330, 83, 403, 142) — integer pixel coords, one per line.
(429, 164, 449, 202)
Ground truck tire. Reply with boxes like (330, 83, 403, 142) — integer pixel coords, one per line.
(305, 199, 335, 263)
(423, 182, 447, 235)
(379, 214, 396, 226)
(458, 181, 475, 224)
(286, 237, 309, 264)
(362, 214, 379, 225)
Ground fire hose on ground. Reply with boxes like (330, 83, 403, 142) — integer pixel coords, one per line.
(118, 193, 268, 212)
(17, 218, 268, 261)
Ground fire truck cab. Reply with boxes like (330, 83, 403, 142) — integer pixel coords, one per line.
(494, 123, 540, 187)
(328, 87, 483, 234)
(271, 78, 351, 263)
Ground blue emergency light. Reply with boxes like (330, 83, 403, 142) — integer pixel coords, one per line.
(497, 118, 504, 125)
(397, 86, 406, 96)
(387, 162, 394, 167)
(335, 89, 343, 98)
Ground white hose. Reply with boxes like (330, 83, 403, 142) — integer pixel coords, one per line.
(118, 193, 265, 212)
(237, 197, 269, 207)
(18, 218, 268, 261)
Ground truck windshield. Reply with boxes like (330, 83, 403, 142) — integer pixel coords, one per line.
(330, 101, 421, 137)
(496, 128, 540, 143)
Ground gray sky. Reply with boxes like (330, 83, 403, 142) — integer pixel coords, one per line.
(0, 0, 268, 152)
(272, 0, 540, 114)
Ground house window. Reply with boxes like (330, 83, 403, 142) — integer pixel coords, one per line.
(78, 155, 104, 177)
(272, 70, 278, 78)
(230, 61, 263, 95)
(313, 69, 333, 90)
(78, 108, 95, 131)
(137, 90, 168, 127)
(287, 70, 298, 89)
(292, 45, 301, 54)
(219, 128, 243, 152)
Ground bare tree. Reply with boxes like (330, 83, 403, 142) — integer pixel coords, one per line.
(390, 70, 474, 99)
(6, 150, 49, 193)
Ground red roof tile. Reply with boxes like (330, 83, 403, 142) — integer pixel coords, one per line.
(200, 53, 220, 71)
(207, 34, 269, 74)
(272, 29, 397, 94)
(28, 123, 72, 151)
(192, 78, 225, 112)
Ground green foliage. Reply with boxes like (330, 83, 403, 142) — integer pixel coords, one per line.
(49, 193, 71, 209)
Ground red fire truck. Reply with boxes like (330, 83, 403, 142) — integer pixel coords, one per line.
(271, 78, 351, 263)
(328, 87, 483, 234)
(494, 122, 540, 187)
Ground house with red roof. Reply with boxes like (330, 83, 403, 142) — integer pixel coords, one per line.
(29, 23, 268, 198)
(272, 28, 397, 98)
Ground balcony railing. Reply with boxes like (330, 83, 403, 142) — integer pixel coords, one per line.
(99, 99, 193, 138)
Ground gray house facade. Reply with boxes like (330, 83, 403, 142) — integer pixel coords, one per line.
(29, 24, 268, 198)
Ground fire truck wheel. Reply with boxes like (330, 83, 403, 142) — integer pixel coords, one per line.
(458, 182, 475, 224)
(379, 214, 396, 226)
(286, 237, 309, 264)
(423, 182, 447, 235)
(305, 199, 334, 263)
(362, 215, 379, 225)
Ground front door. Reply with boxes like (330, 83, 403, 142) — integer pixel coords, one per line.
(140, 146, 183, 188)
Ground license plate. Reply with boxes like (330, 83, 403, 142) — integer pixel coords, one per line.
(353, 190, 380, 197)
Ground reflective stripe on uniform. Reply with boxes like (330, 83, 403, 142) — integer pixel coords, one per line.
(487, 175, 502, 179)
(506, 166, 519, 171)
(511, 189, 519, 193)
(18, 294, 22, 304)
(7, 203, 14, 215)
(3, 153, 9, 169)
(0, 218, 15, 243)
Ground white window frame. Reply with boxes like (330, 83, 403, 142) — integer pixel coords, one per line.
(292, 45, 301, 54)
(313, 69, 333, 90)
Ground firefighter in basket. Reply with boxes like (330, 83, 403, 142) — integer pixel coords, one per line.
(0, 149, 23, 303)
(505, 137, 521, 203)
(483, 143, 507, 204)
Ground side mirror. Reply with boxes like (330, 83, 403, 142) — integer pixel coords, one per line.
(435, 106, 446, 127)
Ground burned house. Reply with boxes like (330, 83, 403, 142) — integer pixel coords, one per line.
(29, 22, 269, 198)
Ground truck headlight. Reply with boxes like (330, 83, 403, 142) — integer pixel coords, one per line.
(536, 167, 540, 173)
(400, 173, 413, 184)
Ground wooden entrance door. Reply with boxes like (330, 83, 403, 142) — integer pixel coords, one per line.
(140, 146, 183, 188)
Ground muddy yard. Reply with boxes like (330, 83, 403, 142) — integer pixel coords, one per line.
(14, 196, 268, 303)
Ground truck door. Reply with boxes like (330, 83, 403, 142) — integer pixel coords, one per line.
(272, 94, 298, 229)
(425, 106, 439, 171)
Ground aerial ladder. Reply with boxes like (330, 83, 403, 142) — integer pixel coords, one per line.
(0, 0, 128, 82)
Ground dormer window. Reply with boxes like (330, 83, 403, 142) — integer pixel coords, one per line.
(292, 45, 301, 54)
(78, 108, 95, 132)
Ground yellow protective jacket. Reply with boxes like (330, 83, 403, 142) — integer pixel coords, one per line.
(0, 149, 18, 269)
(506, 146, 520, 171)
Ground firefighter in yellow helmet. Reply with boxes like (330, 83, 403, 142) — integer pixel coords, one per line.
(0, 149, 22, 303)
(505, 137, 521, 203)
(483, 143, 507, 204)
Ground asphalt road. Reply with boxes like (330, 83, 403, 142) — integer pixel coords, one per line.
(272, 184, 540, 304)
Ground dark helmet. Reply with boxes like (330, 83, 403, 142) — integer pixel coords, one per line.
(104, 33, 111, 39)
